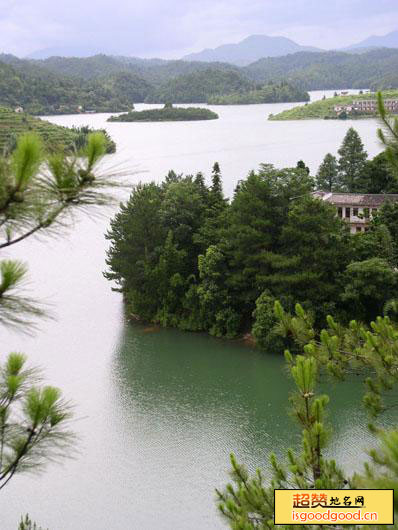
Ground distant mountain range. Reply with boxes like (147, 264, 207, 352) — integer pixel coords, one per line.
(182, 31, 398, 66)
(27, 31, 398, 66)
(182, 35, 321, 66)
(1, 47, 398, 114)
(346, 30, 398, 50)
(27, 45, 119, 59)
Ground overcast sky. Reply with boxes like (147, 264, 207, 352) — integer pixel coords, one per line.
(1, 0, 397, 58)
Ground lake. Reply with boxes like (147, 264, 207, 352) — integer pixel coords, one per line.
(0, 92, 395, 529)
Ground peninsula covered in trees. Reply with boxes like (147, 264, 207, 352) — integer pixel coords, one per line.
(208, 82, 309, 104)
(105, 101, 398, 350)
(270, 89, 398, 120)
(107, 105, 219, 122)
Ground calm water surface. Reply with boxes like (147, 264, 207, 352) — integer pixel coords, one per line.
(1, 92, 395, 529)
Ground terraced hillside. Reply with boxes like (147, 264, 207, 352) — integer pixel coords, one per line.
(0, 106, 115, 153)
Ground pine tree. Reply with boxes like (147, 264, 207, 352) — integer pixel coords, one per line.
(274, 196, 351, 322)
(217, 301, 398, 528)
(194, 163, 227, 251)
(337, 127, 368, 191)
(296, 160, 310, 175)
(316, 153, 339, 191)
(0, 131, 122, 494)
(211, 162, 222, 197)
(377, 91, 398, 179)
(217, 348, 346, 528)
(19, 515, 46, 530)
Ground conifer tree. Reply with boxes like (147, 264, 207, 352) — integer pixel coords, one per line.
(296, 160, 310, 175)
(273, 196, 351, 322)
(217, 349, 346, 528)
(217, 301, 398, 528)
(0, 131, 123, 496)
(19, 515, 46, 530)
(211, 162, 223, 199)
(315, 153, 339, 191)
(377, 91, 398, 179)
(337, 127, 368, 191)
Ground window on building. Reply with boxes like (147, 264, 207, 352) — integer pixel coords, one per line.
(365, 227, 370, 232)
(356, 226, 362, 233)
(338, 207, 343, 218)
(345, 207, 351, 218)
(353, 208, 359, 216)
(364, 207, 370, 218)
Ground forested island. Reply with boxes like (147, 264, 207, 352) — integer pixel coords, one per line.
(107, 105, 219, 122)
(1, 48, 398, 113)
(0, 106, 115, 153)
(270, 90, 398, 120)
(208, 82, 309, 104)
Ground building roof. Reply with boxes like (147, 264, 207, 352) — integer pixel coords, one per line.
(313, 191, 398, 207)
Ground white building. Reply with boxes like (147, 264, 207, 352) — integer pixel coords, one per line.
(313, 192, 398, 233)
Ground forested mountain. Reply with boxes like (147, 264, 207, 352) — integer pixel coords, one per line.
(1, 47, 398, 114)
(145, 69, 254, 103)
(243, 48, 398, 89)
(11, 47, 398, 92)
(0, 57, 150, 114)
(183, 34, 321, 65)
(8, 54, 239, 83)
(208, 82, 309, 104)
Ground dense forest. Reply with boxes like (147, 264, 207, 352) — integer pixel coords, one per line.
(144, 69, 254, 103)
(0, 59, 149, 114)
(243, 48, 398, 90)
(1, 48, 398, 113)
(105, 123, 398, 351)
(208, 82, 310, 104)
(108, 105, 218, 122)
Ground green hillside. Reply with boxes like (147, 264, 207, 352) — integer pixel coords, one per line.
(1, 48, 398, 114)
(144, 69, 254, 103)
(0, 59, 145, 115)
(0, 106, 115, 153)
(15, 49, 398, 91)
(269, 90, 398, 120)
(208, 82, 309, 104)
(243, 49, 398, 90)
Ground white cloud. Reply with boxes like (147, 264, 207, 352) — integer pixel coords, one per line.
(0, 0, 397, 57)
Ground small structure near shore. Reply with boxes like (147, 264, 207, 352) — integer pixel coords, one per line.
(334, 99, 398, 117)
(313, 191, 398, 233)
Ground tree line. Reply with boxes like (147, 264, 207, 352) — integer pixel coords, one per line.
(208, 82, 310, 104)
